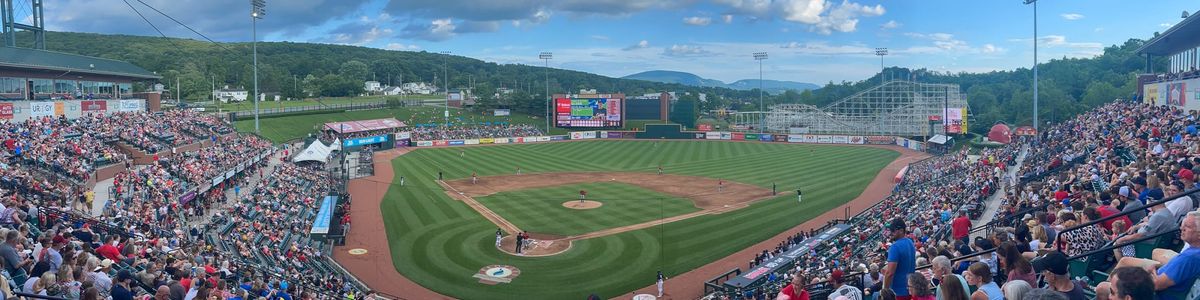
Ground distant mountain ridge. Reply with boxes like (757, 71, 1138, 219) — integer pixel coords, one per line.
(622, 70, 819, 94)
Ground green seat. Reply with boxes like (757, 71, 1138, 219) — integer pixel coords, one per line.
(1134, 241, 1156, 259)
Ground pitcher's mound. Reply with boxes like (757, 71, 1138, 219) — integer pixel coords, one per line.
(563, 200, 602, 210)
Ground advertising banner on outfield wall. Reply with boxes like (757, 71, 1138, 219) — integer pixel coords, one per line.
(848, 136, 864, 144)
(494, 138, 509, 144)
(787, 134, 803, 143)
(417, 141, 433, 147)
(832, 136, 849, 144)
(607, 132, 622, 138)
(865, 136, 895, 145)
(760, 134, 773, 142)
(546, 136, 563, 141)
(598, 131, 607, 138)
(479, 138, 494, 144)
(434, 140, 448, 146)
(732, 132, 744, 140)
(744, 133, 758, 140)
(817, 135, 834, 144)
(705, 132, 721, 139)
(449, 140, 465, 145)
(570, 132, 583, 139)
(774, 134, 788, 142)
(465, 139, 480, 145)
(694, 133, 705, 139)
(719, 132, 732, 140)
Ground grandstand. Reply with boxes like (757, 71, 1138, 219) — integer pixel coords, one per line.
(732, 80, 968, 136)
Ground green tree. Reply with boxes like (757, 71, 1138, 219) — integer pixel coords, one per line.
(338, 60, 369, 82)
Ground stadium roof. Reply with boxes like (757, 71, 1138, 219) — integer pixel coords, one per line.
(0, 47, 161, 79)
(1136, 11, 1200, 56)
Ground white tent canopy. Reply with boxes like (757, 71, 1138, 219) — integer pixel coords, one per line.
(293, 140, 334, 163)
(928, 134, 952, 145)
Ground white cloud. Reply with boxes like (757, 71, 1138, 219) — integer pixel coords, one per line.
(385, 43, 420, 50)
(683, 16, 712, 26)
(981, 44, 1002, 54)
(1161, 23, 1174, 28)
(1008, 35, 1104, 57)
(1060, 13, 1084, 21)
(623, 40, 650, 51)
(880, 20, 900, 30)
(779, 41, 872, 56)
(722, 14, 733, 24)
(1094, 27, 1104, 32)
(714, 0, 885, 35)
(663, 44, 713, 57)
(591, 35, 610, 41)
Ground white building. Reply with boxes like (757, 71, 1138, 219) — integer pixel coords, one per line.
(364, 81, 382, 92)
(382, 86, 403, 96)
(401, 82, 437, 95)
(214, 85, 248, 103)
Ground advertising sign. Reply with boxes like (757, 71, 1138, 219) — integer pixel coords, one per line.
(832, 136, 849, 144)
(787, 134, 804, 143)
(549, 135, 567, 141)
(734, 133, 747, 140)
(817, 135, 833, 144)
(433, 140, 448, 146)
(759, 134, 773, 142)
(848, 136, 865, 144)
(395, 131, 411, 140)
(81, 100, 107, 112)
(417, 141, 434, 147)
(119, 99, 142, 112)
(698, 124, 713, 132)
(343, 135, 388, 147)
(774, 134, 789, 142)
(571, 132, 583, 139)
(479, 138, 494, 144)
(538, 136, 553, 142)
(448, 140, 465, 146)
(179, 191, 197, 205)
(0, 103, 12, 119)
(494, 109, 511, 116)
(30, 101, 53, 117)
(865, 136, 895, 145)
(706, 132, 722, 139)
(494, 138, 510, 144)
(54, 102, 64, 116)
(555, 97, 623, 127)
(465, 139, 480, 145)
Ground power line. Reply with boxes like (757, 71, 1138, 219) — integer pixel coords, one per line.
(122, 0, 185, 51)
(132, 0, 239, 55)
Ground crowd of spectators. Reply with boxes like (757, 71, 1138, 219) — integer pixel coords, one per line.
(0, 116, 127, 182)
(711, 101, 1200, 300)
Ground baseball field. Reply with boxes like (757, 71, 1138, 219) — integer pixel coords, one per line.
(349, 140, 899, 299)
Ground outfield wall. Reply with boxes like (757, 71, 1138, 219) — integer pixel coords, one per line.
(408, 130, 919, 147)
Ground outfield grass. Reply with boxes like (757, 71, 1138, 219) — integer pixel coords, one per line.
(378, 140, 898, 298)
(473, 182, 701, 236)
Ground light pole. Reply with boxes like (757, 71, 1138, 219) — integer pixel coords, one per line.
(540, 52, 552, 134)
(251, 0, 265, 133)
(441, 51, 450, 128)
(1025, 0, 1039, 132)
(753, 52, 767, 133)
(875, 48, 888, 84)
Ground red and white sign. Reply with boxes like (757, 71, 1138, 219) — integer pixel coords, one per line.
(698, 124, 712, 131)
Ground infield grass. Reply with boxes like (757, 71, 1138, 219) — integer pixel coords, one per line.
(376, 140, 898, 299)
(473, 182, 701, 236)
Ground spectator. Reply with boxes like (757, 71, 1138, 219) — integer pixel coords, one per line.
(882, 218, 915, 299)
(1095, 266, 1156, 300)
(1001, 280, 1032, 300)
(998, 241, 1035, 284)
(936, 274, 969, 300)
(964, 262, 1001, 300)
(1032, 251, 1088, 300)
(111, 269, 134, 300)
(905, 273, 934, 300)
(827, 269, 862, 300)
(1024, 288, 1069, 300)
(1145, 211, 1200, 300)
(776, 272, 809, 300)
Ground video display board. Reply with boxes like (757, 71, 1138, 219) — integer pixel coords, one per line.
(555, 97, 623, 127)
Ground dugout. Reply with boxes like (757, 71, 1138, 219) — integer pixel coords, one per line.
(635, 124, 696, 139)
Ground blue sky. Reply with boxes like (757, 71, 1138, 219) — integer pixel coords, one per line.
(29, 0, 1197, 84)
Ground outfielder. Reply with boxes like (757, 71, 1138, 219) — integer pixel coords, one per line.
(399, 176, 405, 186)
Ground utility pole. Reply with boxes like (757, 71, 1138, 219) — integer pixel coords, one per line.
(753, 52, 767, 133)
(441, 51, 450, 128)
(251, 0, 266, 133)
(540, 52, 553, 134)
(1025, 0, 1039, 132)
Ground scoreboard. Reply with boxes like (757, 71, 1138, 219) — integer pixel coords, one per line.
(555, 94, 623, 127)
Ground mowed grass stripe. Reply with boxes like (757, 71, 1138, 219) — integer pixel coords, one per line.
(380, 140, 898, 299)
(474, 182, 700, 235)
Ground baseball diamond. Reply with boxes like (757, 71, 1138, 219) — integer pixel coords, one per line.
(339, 140, 911, 298)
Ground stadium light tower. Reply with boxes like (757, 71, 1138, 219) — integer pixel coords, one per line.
(251, 0, 265, 133)
(1025, 0, 1039, 132)
(441, 51, 450, 128)
(753, 52, 767, 133)
(875, 48, 888, 85)
(540, 52, 553, 134)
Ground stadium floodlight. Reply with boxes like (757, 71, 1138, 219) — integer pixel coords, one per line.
(753, 52, 767, 133)
(251, 0, 265, 133)
(441, 51, 451, 128)
(875, 48, 888, 84)
(540, 52, 552, 134)
(1024, 0, 1038, 132)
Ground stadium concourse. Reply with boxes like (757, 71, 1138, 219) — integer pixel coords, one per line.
(687, 101, 1200, 300)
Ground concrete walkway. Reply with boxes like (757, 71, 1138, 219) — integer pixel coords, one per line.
(971, 145, 1029, 239)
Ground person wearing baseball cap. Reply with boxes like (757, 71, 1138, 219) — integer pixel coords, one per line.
(1032, 251, 1087, 300)
(827, 269, 862, 300)
(882, 217, 916, 300)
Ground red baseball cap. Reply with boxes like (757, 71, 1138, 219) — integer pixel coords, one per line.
(829, 269, 843, 283)
(52, 235, 66, 245)
(1178, 168, 1194, 181)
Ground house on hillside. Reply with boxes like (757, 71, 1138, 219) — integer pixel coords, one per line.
(214, 86, 248, 103)
(401, 82, 436, 95)
(364, 81, 381, 93)
(382, 86, 403, 96)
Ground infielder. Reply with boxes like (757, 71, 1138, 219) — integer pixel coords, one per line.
(579, 189, 587, 203)
(657, 165, 663, 175)
(657, 270, 667, 297)
(495, 228, 502, 247)
(516, 166, 522, 175)
(718, 179, 724, 192)
(472, 172, 478, 184)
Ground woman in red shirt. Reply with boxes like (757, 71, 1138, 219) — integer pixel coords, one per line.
(776, 272, 809, 300)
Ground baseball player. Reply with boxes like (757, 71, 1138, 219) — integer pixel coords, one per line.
(515, 233, 524, 255)
(718, 179, 724, 192)
(516, 166, 522, 175)
(772, 182, 777, 195)
(579, 189, 587, 203)
(460, 149, 465, 158)
(797, 188, 803, 205)
(399, 176, 405, 186)
(495, 228, 502, 248)
(657, 270, 667, 297)
(472, 172, 478, 184)
(657, 165, 663, 175)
